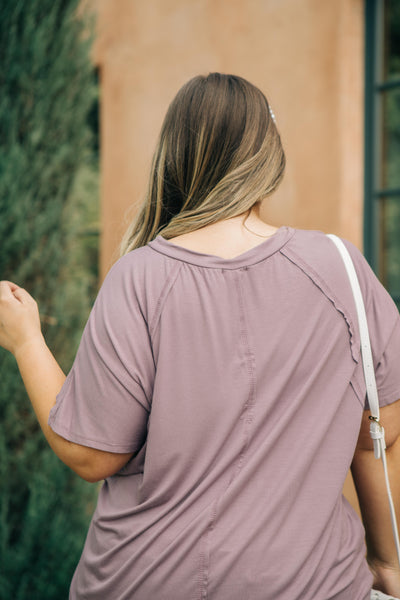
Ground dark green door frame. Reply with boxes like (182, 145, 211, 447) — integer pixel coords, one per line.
(364, 0, 400, 307)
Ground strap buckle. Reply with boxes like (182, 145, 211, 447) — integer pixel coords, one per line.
(368, 415, 383, 428)
(369, 415, 386, 458)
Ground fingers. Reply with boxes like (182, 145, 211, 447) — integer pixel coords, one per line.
(0, 281, 16, 300)
(3, 281, 20, 292)
(12, 287, 36, 305)
(0, 281, 34, 304)
(1, 281, 20, 288)
(0, 280, 21, 291)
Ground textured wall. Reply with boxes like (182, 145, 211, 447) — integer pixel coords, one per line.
(88, 0, 364, 273)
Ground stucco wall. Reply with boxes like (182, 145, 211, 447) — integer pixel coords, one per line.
(87, 0, 365, 514)
(88, 0, 364, 273)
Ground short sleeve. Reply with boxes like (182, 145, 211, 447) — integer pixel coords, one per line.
(48, 254, 154, 453)
(375, 315, 400, 407)
(342, 239, 400, 409)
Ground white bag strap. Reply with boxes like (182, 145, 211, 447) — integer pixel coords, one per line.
(327, 234, 400, 565)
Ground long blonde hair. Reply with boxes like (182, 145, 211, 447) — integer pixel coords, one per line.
(120, 73, 285, 255)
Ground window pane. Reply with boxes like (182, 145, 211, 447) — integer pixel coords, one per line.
(384, 0, 400, 80)
(380, 88, 400, 188)
(378, 196, 400, 306)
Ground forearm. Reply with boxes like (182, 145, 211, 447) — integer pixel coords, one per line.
(14, 334, 67, 454)
(352, 437, 400, 593)
(14, 335, 133, 482)
(1, 281, 133, 482)
(0, 282, 83, 473)
(14, 334, 93, 474)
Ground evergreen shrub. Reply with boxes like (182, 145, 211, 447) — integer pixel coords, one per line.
(0, 1, 100, 598)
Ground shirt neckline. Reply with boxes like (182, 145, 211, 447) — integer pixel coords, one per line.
(147, 226, 295, 269)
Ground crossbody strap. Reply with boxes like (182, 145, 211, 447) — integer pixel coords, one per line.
(327, 234, 400, 565)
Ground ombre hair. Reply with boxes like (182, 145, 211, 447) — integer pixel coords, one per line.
(120, 72, 285, 254)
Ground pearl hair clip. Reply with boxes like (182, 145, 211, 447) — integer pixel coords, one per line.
(269, 104, 276, 124)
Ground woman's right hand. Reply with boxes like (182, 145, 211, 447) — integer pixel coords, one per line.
(0, 281, 43, 356)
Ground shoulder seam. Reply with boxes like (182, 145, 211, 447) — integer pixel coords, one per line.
(280, 246, 360, 364)
(149, 260, 183, 338)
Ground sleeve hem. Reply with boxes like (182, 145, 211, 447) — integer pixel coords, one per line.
(48, 416, 138, 453)
(378, 390, 400, 409)
(375, 313, 400, 369)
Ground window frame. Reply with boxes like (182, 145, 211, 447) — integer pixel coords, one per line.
(364, 0, 400, 306)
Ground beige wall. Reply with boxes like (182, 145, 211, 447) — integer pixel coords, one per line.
(88, 0, 365, 513)
(88, 0, 364, 274)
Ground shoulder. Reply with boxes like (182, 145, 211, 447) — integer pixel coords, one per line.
(283, 228, 375, 292)
(284, 227, 399, 359)
(99, 244, 182, 324)
(284, 228, 395, 310)
(106, 245, 159, 280)
(283, 228, 362, 267)
(279, 229, 363, 297)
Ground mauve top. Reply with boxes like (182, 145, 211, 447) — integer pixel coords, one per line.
(48, 226, 400, 600)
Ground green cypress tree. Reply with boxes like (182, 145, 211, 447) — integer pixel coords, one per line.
(0, 2, 99, 598)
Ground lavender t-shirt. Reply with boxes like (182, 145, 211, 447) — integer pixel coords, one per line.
(48, 227, 400, 600)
